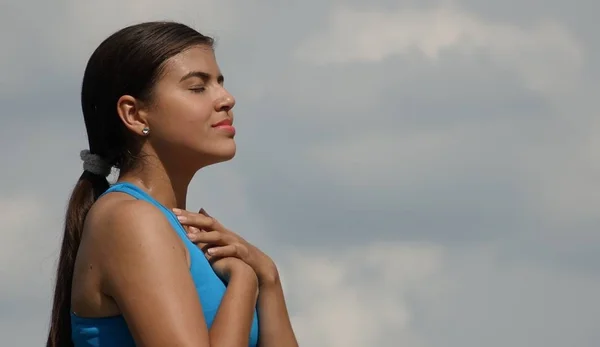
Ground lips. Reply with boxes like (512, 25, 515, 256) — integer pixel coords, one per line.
(211, 118, 235, 135)
(212, 119, 233, 127)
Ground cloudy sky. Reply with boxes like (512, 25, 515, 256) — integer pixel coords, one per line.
(1, 0, 599, 346)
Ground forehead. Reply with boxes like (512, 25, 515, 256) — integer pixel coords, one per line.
(161, 46, 220, 80)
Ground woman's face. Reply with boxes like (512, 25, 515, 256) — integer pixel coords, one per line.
(143, 45, 237, 170)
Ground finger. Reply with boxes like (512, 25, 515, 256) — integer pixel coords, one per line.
(207, 243, 246, 258)
(172, 208, 216, 229)
(187, 226, 202, 234)
(186, 230, 227, 245)
(199, 208, 225, 229)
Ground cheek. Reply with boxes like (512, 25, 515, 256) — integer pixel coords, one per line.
(158, 93, 214, 134)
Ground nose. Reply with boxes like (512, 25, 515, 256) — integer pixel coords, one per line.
(215, 92, 235, 112)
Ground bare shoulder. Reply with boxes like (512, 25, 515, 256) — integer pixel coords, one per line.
(84, 192, 183, 252)
(88, 191, 161, 228)
(81, 192, 209, 346)
(82, 192, 188, 285)
(73, 193, 179, 315)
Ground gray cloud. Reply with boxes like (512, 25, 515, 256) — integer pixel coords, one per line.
(1, 0, 598, 346)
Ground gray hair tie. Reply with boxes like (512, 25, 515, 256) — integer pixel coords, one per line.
(80, 150, 112, 177)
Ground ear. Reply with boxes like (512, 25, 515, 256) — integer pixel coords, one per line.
(116, 95, 149, 136)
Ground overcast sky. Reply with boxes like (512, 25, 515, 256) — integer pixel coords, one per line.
(1, 0, 599, 346)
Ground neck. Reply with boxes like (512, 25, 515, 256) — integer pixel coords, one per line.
(118, 156, 197, 210)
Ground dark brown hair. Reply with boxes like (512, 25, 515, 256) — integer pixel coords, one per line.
(47, 21, 214, 347)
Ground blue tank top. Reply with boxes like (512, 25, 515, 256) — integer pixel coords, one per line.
(71, 182, 260, 346)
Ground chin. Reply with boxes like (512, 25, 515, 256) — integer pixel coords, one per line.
(208, 141, 237, 164)
(218, 148, 236, 162)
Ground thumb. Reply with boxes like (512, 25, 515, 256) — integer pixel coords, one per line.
(199, 208, 211, 217)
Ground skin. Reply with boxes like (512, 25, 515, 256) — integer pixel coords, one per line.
(70, 46, 297, 346)
(174, 209, 299, 347)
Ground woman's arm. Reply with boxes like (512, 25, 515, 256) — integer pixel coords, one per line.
(209, 258, 259, 346)
(86, 199, 257, 347)
(256, 274, 299, 347)
(174, 208, 299, 347)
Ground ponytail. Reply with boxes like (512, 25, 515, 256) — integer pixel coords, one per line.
(46, 171, 109, 347)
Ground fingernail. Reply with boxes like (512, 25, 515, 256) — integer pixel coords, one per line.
(177, 215, 187, 222)
(207, 248, 215, 255)
(172, 208, 182, 215)
(186, 233, 195, 239)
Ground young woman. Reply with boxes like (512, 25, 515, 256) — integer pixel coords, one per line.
(46, 21, 298, 347)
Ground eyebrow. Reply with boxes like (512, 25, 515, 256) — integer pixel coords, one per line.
(179, 71, 224, 84)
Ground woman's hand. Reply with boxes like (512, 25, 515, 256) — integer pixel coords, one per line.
(172, 208, 280, 287)
(210, 255, 258, 285)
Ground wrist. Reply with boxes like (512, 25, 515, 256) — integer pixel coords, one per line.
(230, 264, 259, 285)
(258, 263, 280, 289)
(229, 266, 259, 300)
